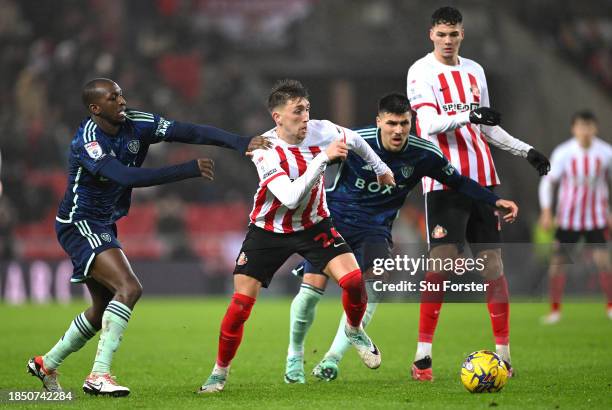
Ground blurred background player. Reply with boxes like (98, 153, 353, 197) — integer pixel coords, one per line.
(539, 110, 612, 323)
(197, 79, 395, 394)
(406, 6, 551, 380)
(27, 78, 270, 396)
(284, 93, 519, 383)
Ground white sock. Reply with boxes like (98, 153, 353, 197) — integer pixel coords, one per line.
(415, 342, 432, 361)
(496, 344, 511, 364)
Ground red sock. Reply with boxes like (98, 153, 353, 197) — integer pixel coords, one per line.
(549, 273, 566, 312)
(418, 272, 446, 343)
(338, 269, 367, 327)
(486, 275, 510, 345)
(216, 293, 255, 367)
(598, 272, 612, 308)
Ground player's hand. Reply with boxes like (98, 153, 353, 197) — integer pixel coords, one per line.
(527, 149, 551, 176)
(539, 209, 554, 231)
(377, 171, 396, 188)
(325, 140, 348, 162)
(495, 199, 518, 223)
(197, 158, 214, 181)
(245, 136, 273, 157)
(469, 107, 501, 126)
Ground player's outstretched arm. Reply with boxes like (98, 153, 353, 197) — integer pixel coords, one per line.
(97, 156, 213, 188)
(438, 167, 518, 223)
(342, 127, 395, 186)
(481, 125, 550, 175)
(165, 121, 272, 155)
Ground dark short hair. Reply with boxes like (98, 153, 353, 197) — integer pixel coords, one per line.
(82, 78, 115, 107)
(431, 6, 463, 26)
(267, 79, 309, 112)
(378, 93, 411, 115)
(571, 110, 597, 125)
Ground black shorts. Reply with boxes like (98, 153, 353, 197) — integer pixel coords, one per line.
(553, 228, 609, 257)
(426, 188, 500, 255)
(233, 218, 352, 288)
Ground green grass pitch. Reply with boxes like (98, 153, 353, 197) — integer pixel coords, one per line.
(1, 298, 611, 409)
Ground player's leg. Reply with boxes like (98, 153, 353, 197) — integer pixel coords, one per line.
(542, 229, 576, 324)
(27, 280, 111, 392)
(83, 248, 142, 396)
(200, 226, 290, 393)
(322, 252, 382, 369)
(412, 190, 468, 381)
(286, 262, 328, 384)
(314, 239, 389, 381)
(28, 222, 119, 393)
(589, 229, 612, 318)
(200, 274, 261, 394)
(474, 248, 512, 367)
(467, 199, 513, 374)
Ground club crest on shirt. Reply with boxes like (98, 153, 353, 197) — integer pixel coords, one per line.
(237, 252, 248, 266)
(128, 140, 140, 154)
(84, 141, 105, 160)
(100, 233, 112, 243)
(401, 165, 414, 178)
(470, 84, 480, 99)
(432, 225, 447, 239)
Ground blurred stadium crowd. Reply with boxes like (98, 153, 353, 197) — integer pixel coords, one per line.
(0, 0, 610, 283)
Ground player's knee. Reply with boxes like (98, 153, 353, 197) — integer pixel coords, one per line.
(338, 269, 367, 303)
(230, 293, 256, 324)
(428, 244, 460, 275)
(479, 253, 503, 279)
(115, 279, 143, 306)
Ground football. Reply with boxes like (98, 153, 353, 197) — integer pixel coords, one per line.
(460, 350, 508, 393)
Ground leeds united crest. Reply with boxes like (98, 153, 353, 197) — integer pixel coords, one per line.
(128, 140, 140, 154)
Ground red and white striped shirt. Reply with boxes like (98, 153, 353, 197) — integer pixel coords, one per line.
(539, 137, 611, 231)
(408, 53, 517, 193)
(249, 119, 390, 233)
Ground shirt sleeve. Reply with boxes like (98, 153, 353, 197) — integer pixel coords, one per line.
(332, 124, 391, 176)
(538, 146, 564, 210)
(75, 139, 113, 175)
(407, 66, 471, 137)
(125, 109, 173, 144)
(252, 149, 288, 187)
(407, 66, 439, 112)
(252, 148, 329, 210)
(424, 150, 499, 206)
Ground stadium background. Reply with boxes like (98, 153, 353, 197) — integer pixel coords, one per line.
(1, 0, 611, 302)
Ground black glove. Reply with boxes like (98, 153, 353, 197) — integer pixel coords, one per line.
(527, 148, 551, 176)
(469, 107, 501, 126)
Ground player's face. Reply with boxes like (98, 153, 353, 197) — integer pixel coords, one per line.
(572, 119, 597, 146)
(273, 98, 310, 143)
(377, 111, 411, 152)
(90, 82, 127, 125)
(430, 23, 464, 62)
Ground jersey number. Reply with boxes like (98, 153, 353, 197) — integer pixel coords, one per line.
(314, 228, 341, 248)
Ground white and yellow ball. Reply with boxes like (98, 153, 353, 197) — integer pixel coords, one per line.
(460, 350, 508, 393)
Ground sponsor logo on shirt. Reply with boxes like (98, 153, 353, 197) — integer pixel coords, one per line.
(262, 168, 279, 180)
(441, 102, 479, 113)
(101, 233, 112, 243)
(442, 163, 456, 176)
(128, 140, 140, 154)
(155, 117, 172, 137)
(84, 141, 105, 161)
